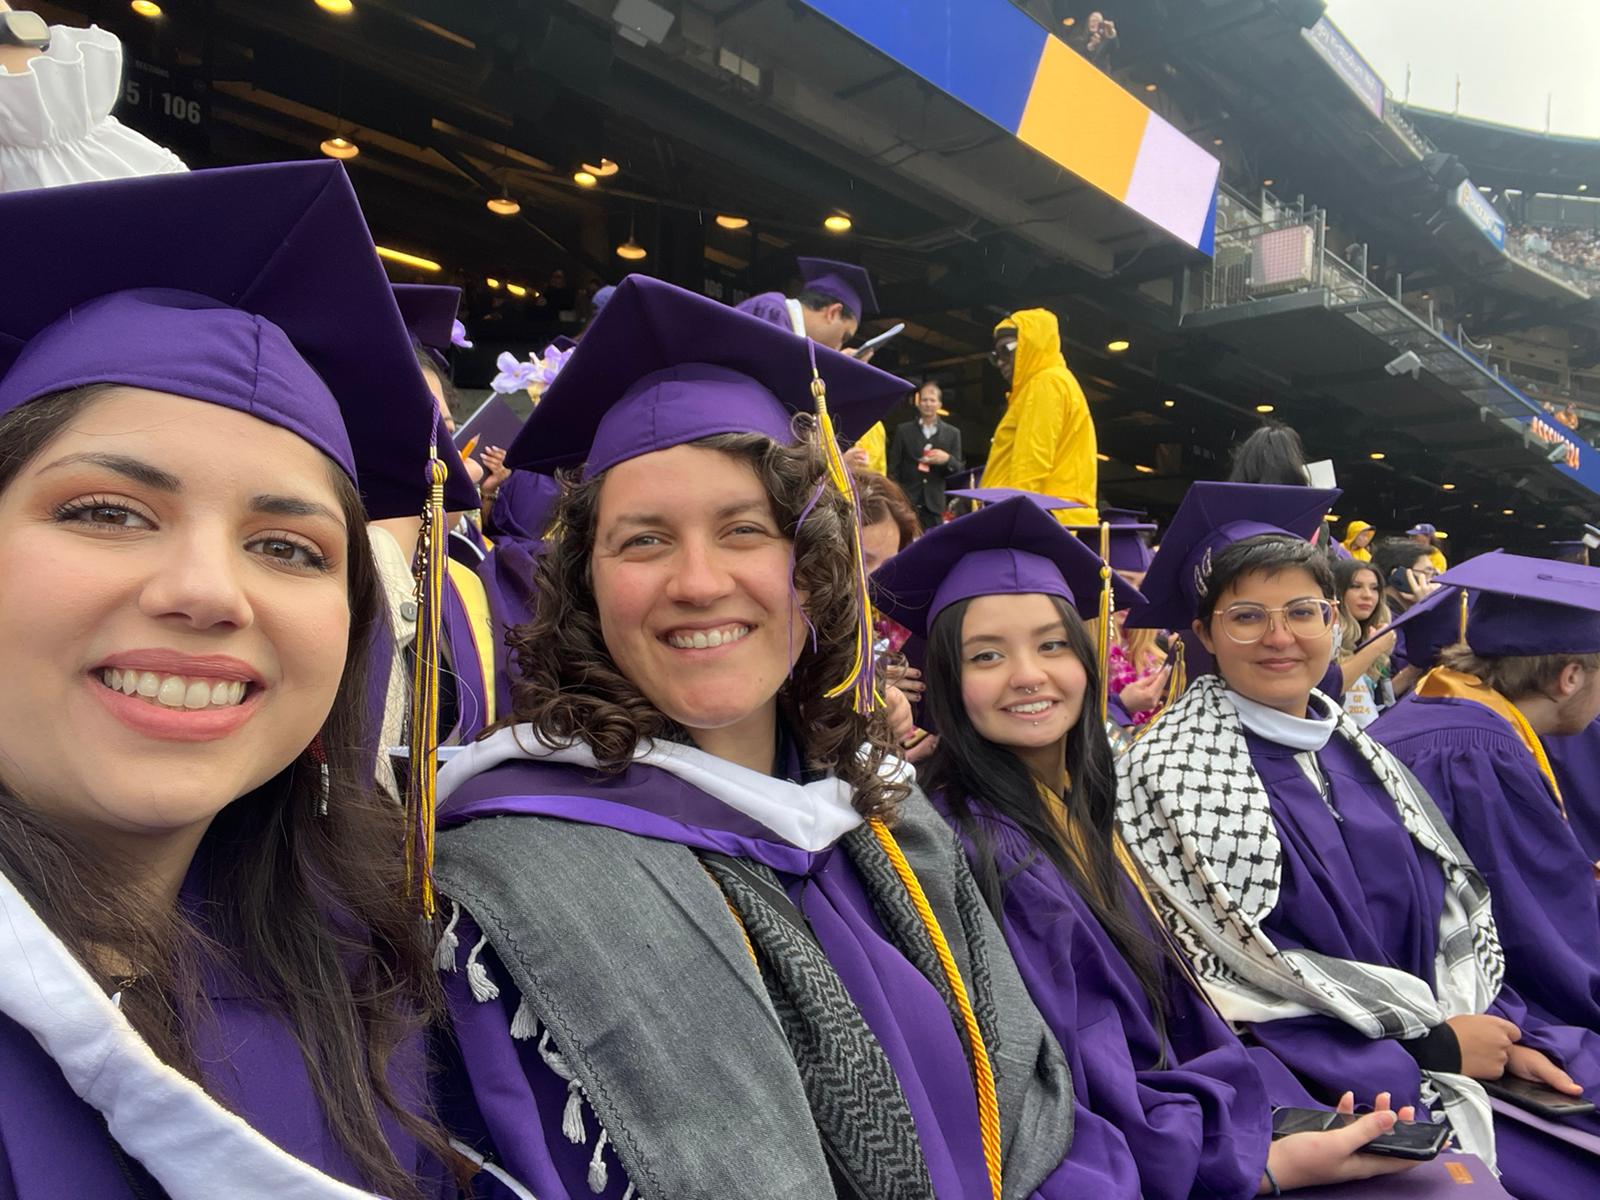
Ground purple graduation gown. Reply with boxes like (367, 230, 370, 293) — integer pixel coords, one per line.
(734, 291, 796, 332)
(1545, 716, 1600, 862)
(1240, 731, 1600, 1200)
(435, 758, 1079, 1199)
(1372, 696, 1600, 1035)
(935, 795, 1278, 1199)
(0, 967, 445, 1199)
(440, 565, 494, 743)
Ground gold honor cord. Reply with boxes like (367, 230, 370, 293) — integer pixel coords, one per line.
(868, 818, 1003, 1200)
(405, 453, 449, 918)
(1097, 521, 1113, 724)
(809, 367, 880, 713)
(1459, 587, 1471, 643)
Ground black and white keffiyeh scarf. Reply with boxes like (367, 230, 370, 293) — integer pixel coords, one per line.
(1116, 674, 1505, 1163)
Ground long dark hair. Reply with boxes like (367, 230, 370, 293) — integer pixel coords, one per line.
(0, 388, 459, 1198)
(920, 594, 1173, 1032)
(1227, 422, 1309, 485)
(508, 429, 909, 819)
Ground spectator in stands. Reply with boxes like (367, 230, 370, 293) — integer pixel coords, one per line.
(1073, 10, 1119, 67)
(1341, 519, 1376, 561)
(1372, 536, 1439, 615)
(888, 380, 964, 529)
(1406, 521, 1448, 574)
(1333, 558, 1395, 726)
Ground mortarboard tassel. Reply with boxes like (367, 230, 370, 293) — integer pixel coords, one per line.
(1097, 521, 1113, 725)
(1459, 587, 1470, 643)
(406, 449, 449, 919)
(806, 343, 879, 714)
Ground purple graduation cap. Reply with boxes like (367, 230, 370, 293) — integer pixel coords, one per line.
(504, 275, 911, 479)
(1125, 481, 1339, 630)
(393, 283, 462, 373)
(797, 256, 878, 317)
(1359, 581, 1471, 671)
(0, 160, 477, 519)
(947, 486, 1084, 512)
(871, 495, 1144, 640)
(1437, 552, 1600, 657)
(1067, 508, 1159, 575)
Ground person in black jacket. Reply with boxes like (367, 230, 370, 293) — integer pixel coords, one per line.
(888, 380, 964, 529)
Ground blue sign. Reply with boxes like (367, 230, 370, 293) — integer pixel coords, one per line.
(1453, 180, 1507, 250)
(1302, 18, 1386, 121)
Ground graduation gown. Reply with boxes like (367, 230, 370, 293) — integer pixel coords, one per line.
(440, 558, 496, 743)
(432, 731, 1078, 1199)
(935, 795, 1279, 1200)
(1373, 695, 1600, 1034)
(0, 873, 445, 1200)
(1544, 716, 1600, 862)
(477, 471, 561, 714)
(1240, 731, 1600, 1200)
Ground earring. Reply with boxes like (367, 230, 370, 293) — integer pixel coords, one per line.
(306, 734, 330, 817)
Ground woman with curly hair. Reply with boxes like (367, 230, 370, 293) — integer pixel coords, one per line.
(431, 278, 1078, 1199)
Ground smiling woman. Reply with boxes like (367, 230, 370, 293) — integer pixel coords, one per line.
(428, 276, 1081, 1200)
(0, 162, 472, 1200)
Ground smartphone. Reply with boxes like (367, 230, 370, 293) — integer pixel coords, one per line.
(1483, 1076, 1597, 1118)
(857, 322, 906, 354)
(1270, 1107, 1449, 1160)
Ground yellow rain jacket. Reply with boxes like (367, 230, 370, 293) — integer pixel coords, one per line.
(855, 420, 886, 475)
(1342, 520, 1374, 561)
(980, 309, 1097, 526)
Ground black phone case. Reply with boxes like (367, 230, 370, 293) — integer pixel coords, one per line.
(1270, 1107, 1447, 1160)
(1483, 1077, 1598, 1118)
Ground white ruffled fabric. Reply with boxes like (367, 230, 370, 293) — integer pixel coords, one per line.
(0, 24, 187, 193)
(0, 869, 386, 1199)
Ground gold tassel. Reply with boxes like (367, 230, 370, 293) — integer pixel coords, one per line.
(809, 369, 879, 714)
(406, 451, 449, 918)
(1131, 637, 1186, 743)
(1458, 587, 1470, 644)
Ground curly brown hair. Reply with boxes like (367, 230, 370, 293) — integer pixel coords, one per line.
(507, 428, 910, 819)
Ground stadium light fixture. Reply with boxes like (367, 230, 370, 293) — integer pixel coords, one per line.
(1212, 137, 1224, 146)
(376, 246, 441, 273)
(505, 283, 528, 297)
(1106, 339, 1130, 352)
(1368, 451, 1386, 460)
(1144, 83, 1157, 93)
(1262, 178, 1275, 187)
(1441, 483, 1456, 490)
(1162, 399, 1176, 408)
(582, 159, 620, 178)
(1134, 464, 1155, 474)
(320, 136, 359, 160)
(1062, 16, 1076, 26)
(573, 170, 599, 188)
(824, 213, 853, 233)
(1095, 453, 1111, 462)
(1255, 403, 1275, 413)
(315, 0, 355, 13)
(130, 0, 163, 15)
(1580, 184, 1590, 193)
(716, 214, 750, 230)
(487, 196, 521, 216)
(1502, 508, 1515, 516)
(485, 278, 501, 289)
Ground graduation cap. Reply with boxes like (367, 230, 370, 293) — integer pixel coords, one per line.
(871, 495, 1144, 640)
(947, 486, 1084, 512)
(393, 283, 462, 373)
(797, 256, 877, 317)
(504, 275, 910, 479)
(1125, 481, 1339, 631)
(0, 160, 477, 520)
(454, 394, 526, 459)
(1438, 552, 1600, 657)
(1357, 581, 1471, 671)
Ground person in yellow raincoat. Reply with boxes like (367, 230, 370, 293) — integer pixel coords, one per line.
(979, 309, 1098, 526)
(1342, 519, 1376, 561)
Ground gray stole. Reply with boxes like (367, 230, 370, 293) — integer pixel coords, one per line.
(434, 790, 1075, 1200)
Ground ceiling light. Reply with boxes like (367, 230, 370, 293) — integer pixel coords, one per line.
(485, 277, 501, 289)
(573, 170, 598, 188)
(1213, 137, 1224, 146)
(1255, 403, 1275, 413)
(1134, 464, 1155, 474)
(1106, 339, 1130, 352)
(505, 283, 528, 298)
(315, 0, 354, 12)
(1162, 399, 1176, 408)
(715, 214, 750, 230)
(1263, 178, 1275, 186)
(617, 238, 648, 261)
(1368, 451, 1386, 460)
(320, 136, 359, 160)
(824, 213, 853, 233)
(375, 246, 441, 273)
(1537, 523, 1548, 529)
(1502, 508, 1515, 516)
(1579, 184, 1589, 193)
(486, 196, 521, 216)
(1095, 452, 1111, 462)
(582, 159, 620, 177)
(1144, 83, 1158, 93)
(130, 0, 163, 15)
(1441, 482, 1456, 490)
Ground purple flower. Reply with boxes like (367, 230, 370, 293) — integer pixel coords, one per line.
(451, 318, 474, 350)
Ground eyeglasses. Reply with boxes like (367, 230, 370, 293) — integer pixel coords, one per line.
(1216, 598, 1336, 645)
(989, 340, 1018, 363)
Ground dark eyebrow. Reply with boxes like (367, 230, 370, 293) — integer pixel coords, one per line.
(250, 494, 347, 531)
(40, 452, 180, 492)
(961, 619, 1067, 649)
(611, 500, 770, 530)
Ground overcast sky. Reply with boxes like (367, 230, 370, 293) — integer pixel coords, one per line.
(1323, 0, 1600, 138)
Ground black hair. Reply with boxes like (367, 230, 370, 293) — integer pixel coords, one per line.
(1197, 534, 1335, 623)
(1371, 536, 1433, 580)
(1226, 423, 1309, 486)
(921, 594, 1174, 1045)
(410, 345, 459, 414)
(797, 288, 857, 323)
